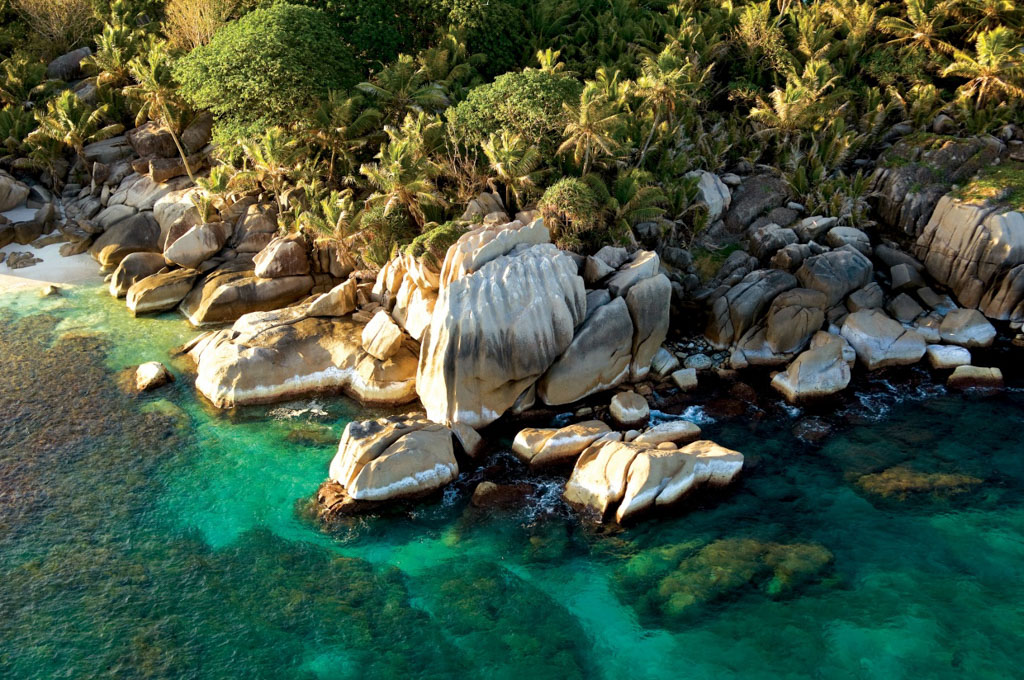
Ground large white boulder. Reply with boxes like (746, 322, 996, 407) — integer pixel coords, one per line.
(840, 309, 926, 370)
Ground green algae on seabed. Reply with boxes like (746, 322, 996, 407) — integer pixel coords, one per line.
(2, 285, 1024, 679)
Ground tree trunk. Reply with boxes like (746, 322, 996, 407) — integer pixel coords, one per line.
(638, 111, 660, 168)
(164, 103, 196, 185)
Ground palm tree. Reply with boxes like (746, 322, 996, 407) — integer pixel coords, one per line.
(83, 21, 145, 89)
(878, 0, 957, 56)
(480, 131, 544, 213)
(558, 84, 624, 175)
(633, 42, 712, 166)
(955, 0, 1022, 39)
(356, 55, 449, 125)
(536, 48, 567, 74)
(584, 170, 667, 245)
(416, 32, 483, 98)
(0, 54, 56, 109)
(942, 26, 1024, 104)
(232, 126, 305, 218)
(304, 91, 381, 184)
(749, 59, 841, 145)
(124, 40, 196, 182)
(360, 130, 446, 230)
(27, 90, 124, 171)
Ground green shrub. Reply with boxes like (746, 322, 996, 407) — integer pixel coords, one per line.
(174, 4, 361, 143)
(538, 177, 603, 252)
(440, 0, 526, 78)
(405, 220, 467, 267)
(360, 203, 419, 267)
(446, 69, 581, 152)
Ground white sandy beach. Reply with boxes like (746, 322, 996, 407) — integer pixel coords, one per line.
(1, 203, 103, 293)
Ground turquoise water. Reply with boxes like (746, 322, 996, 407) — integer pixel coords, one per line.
(2, 285, 1023, 679)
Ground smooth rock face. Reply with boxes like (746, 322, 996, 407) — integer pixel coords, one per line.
(915, 196, 1024, 321)
(938, 308, 997, 347)
(90, 212, 161, 270)
(361, 311, 405, 362)
(947, 365, 1003, 390)
(418, 241, 585, 427)
(671, 368, 698, 391)
(625, 273, 672, 380)
(537, 296, 633, 405)
(926, 344, 971, 370)
(771, 333, 851, 403)
(840, 309, 926, 370)
(651, 347, 680, 378)
(307, 279, 356, 317)
(687, 170, 731, 222)
(765, 288, 828, 354)
(826, 227, 871, 255)
(136, 361, 173, 391)
(231, 203, 279, 253)
(610, 391, 650, 429)
(0, 171, 29, 211)
(192, 306, 418, 408)
(164, 222, 229, 269)
(106, 252, 165, 297)
(328, 417, 458, 501)
(180, 262, 314, 326)
(796, 249, 874, 307)
(632, 420, 702, 446)
(253, 234, 310, 278)
(564, 439, 744, 523)
(706, 269, 798, 348)
(512, 420, 612, 467)
(126, 269, 200, 314)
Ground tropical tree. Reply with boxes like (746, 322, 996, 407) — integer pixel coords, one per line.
(356, 54, 449, 125)
(0, 54, 55, 108)
(124, 40, 197, 182)
(942, 26, 1024, 104)
(360, 127, 446, 230)
(955, 0, 1023, 39)
(878, 0, 957, 57)
(584, 170, 667, 245)
(83, 20, 146, 89)
(480, 130, 544, 213)
(27, 90, 123, 171)
(304, 91, 382, 184)
(749, 59, 841, 145)
(416, 32, 484, 98)
(232, 126, 305, 217)
(633, 42, 712, 165)
(558, 84, 624, 175)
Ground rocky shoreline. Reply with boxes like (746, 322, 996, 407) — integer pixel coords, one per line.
(3, 126, 1023, 526)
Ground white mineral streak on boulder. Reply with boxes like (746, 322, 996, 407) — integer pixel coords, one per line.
(328, 417, 458, 501)
(840, 309, 926, 370)
(914, 196, 1024, 322)
(564, 439, 744, 523)
(771, 332, 852, 403)
(191, 305, 418, 408)
(512, 420, 612, 467)
(417, 224, 585, 427)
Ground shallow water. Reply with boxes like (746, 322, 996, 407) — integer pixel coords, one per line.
(2, 286, 1023, 679)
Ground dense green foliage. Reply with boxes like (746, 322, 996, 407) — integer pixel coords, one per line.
(446, 69, 583, 151)
(174, 4, 361, 141)
(1, 0, 1023, 261)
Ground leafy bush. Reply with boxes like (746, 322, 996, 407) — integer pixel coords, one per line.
(405, 220, 467, 267)
(286, 0, 430, 66)
(359, 203, 419, 267)
(440, 0, 527, 78)
(174, 4, 361, 143)
(163, 0, 238, 50)
(11, 0, 96, 56)
(538, 177, 603, 252)
(446, 69, 581, 152)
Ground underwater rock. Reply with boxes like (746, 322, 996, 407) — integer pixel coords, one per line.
(135, 361, 173, 392)
(470, 481, 534, 510)
(616, 538, 833, 620)
(857, 466, 983, 499)
(564, 439, 743, 523)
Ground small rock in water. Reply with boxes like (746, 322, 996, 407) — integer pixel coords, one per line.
(39, 284, 61, 297)
(470, 481, 533, 510)
(609, 391, 650, 429)
(925, 344, 971, 370)
(136, 361, 174, 392)
(684, 353, 713, 370)
(947, 366, 1003, 391)
(792, 417, 833, 444)
(671, 368, 698, 391)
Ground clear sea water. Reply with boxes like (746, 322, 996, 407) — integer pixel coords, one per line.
(2, 285, 1023, 679)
